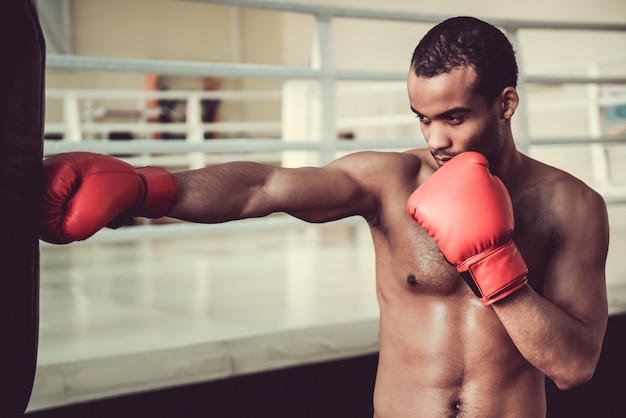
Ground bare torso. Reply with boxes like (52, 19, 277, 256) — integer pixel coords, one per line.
(364, 149, 559, 417)
(173, 145, 592, 416)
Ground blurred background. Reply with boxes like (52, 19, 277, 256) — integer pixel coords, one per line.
(29, 0, 626, 416)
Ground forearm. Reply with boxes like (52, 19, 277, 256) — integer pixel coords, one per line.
(168, 162, 275, 223)
(492, 285, 606, 390)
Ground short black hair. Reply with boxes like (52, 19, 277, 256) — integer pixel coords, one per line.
(411, 17, 518, 100)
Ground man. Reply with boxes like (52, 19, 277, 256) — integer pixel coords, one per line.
(41, 17, 609, 417)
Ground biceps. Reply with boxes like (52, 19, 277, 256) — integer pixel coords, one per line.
(266, 167, 374, 223)
(543, 208, 609, 326)
(543, 244, 607, 314)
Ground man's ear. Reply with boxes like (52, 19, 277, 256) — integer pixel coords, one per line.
(499, 87, 519, 119)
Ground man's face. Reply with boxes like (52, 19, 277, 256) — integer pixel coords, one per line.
(407, 66, 503, 167)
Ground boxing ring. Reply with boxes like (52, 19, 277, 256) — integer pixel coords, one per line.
(3, 0, 624, 416)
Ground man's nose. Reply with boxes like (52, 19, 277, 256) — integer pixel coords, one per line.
(425, 123, 451, 150)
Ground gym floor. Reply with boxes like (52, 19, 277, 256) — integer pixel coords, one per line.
(26, 203, 626, 417)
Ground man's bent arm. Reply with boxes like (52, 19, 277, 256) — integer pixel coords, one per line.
(492, 188, 609, 390)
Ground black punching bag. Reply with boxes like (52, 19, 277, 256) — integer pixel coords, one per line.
(0, 0, 45, 416)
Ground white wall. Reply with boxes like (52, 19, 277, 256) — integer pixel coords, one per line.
(45, 0, 286, 125)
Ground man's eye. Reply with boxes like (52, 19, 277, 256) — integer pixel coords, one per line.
(447, 116, 464, 125)
(416, 114, 430, 124)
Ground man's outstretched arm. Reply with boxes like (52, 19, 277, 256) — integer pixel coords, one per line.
(169, 159, 371, 224)
(41, 152, 376, 244)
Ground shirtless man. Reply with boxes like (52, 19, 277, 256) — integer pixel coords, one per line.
(40, 17, 609, 417)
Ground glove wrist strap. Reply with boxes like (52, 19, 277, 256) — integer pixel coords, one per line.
(460, 240, 529, 305)
(135, 167, 178, 218)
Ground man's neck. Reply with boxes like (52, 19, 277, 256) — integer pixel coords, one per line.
(490, 141, 525, 190)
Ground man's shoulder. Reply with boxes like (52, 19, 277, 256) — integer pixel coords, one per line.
(527, 156, 601, 196)
(343, 147, 429, 161)
(328, 148, 433, 203)
(520, 155, 607, 217)
(334, 147, 431, 175)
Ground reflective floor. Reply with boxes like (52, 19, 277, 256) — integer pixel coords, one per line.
(27, 203, 626, 412)
(29, 223, 380, 411)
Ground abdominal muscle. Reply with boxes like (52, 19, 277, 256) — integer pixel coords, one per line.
(372, 292, 546, 418)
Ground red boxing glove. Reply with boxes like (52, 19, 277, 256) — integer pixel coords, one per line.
(41, 152, 177, 244)
(407, 152, 528, 305)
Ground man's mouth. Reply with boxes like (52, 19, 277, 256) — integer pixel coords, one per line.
(433, 155, 454, 166)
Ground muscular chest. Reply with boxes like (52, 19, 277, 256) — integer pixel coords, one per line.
(372, 194, 553, 300)
(373, 211, 466, 299)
